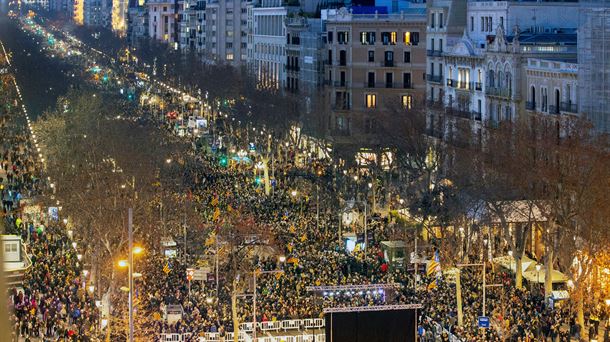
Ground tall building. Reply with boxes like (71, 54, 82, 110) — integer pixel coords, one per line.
(127, 4, 148, 47)
(205, 0, 250, 65)
(147, 0, 180, 46)
(83, 0, 111, 27)
(285, 17, 325, 96)
(179, 0, 206, 54)
(324, 7, 427, 142)
(250, 0, 294, 89)
(579, 0, 610, 134)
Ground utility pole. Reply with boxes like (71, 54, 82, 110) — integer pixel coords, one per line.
(128, 208, 134, 342)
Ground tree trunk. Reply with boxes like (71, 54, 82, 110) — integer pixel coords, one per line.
(456, 269, 463, 327)
(262, 157, 270, 196)
(544, 248, 553, 300)
(515, 254, 523, 289)
(577, 286, 585, 333)
(232, 278, 240, 342)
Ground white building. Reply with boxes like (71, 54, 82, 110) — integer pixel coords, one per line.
(148, 0, 179, 45)
(426, 0, 579, 139)
(251, 0, 291, 89)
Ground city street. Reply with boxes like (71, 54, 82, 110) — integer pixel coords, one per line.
(1, 5, 609, 342)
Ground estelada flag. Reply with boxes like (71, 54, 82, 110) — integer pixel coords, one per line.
(163, 261, 171, 274)
(213, 207, 221, 221)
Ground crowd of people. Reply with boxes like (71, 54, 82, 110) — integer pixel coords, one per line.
(3, 24, 609, 342)
(1, 70, 99, 341)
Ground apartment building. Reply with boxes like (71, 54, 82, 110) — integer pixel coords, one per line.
(147, 0, 180, 45)
(425, 0, 579, 140)
(524, 57, 578, 118)
(205, 0, 250, 65)
(84, 0, 111, 27)
(285, 17, 324, 96)
(179, 0, 206, 54)
(324, 7, 427, 141)
(127, 5, 148, 47)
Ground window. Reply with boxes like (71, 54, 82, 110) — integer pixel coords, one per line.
(430, 62, 434, 76)
(337, 31, 349, 44)
(471, 16, 474, 31)
(403, 73, 411, 88)
(411, 32, 419, 45)
(439, 13, 444, 28)
(500, 16, 504, 28)
(490, 17, 493, 31)
(381, 32, 397, 45)
(481, 17, 485, 32)
(403, 51, 411, 63)
(339, 50, 346, 66)
(360, 31, 376, 45)
(368, 72, 375, 87)
(402, 95, 412, 109)
(226, 53, 234, 61)
(368, 50, 375, 62)
(327, 31, 333, 43)
(439, 39, 443, 52)
(403, 32, 411, 45)
(386, 72, 393, 88)
(366, 94, 377, 108)
(226, 42, 233, 48)
(430, 38, 435, 51)
(328, 50, 332, 65)
(430, 13, 435, 28)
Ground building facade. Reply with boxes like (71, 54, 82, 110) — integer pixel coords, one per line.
(524, 57, 578, 118)
(205, 0, 250, 65)
(578, 0, 610, 134)
(147, 0, 180, 45)
(251, 0, 291, 89)
(324, 7, 427, 141)
(179, 0, 206, 54)
(425, 0, 579, 140)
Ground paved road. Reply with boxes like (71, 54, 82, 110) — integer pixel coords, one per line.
(0, 11, 74, 119)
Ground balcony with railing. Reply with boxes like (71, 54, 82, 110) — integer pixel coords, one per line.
(426, 49, 443, 57)
(560, 102, 578, 114)
(456, 81, 473, 91)
(333, 81, 348, 87)
(474, 82, 483, 91)
(485, 87, 511, 98)
(525, 101, 536, 111)
(381, 60, 394, 67)
(426, 74, 442, 83)
(548, 105, 560, 115)
(445, 107, 474, 120)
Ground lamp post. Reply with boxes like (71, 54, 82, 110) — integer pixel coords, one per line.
(536, 264, 542, 289)
(117, 210, 143, 342)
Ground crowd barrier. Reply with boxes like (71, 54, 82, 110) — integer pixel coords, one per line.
(159, 333, 326, 342)
(159, 319, 325, 342)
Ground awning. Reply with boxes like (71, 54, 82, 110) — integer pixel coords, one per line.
(492, 255, 536, 273)
(522, 267, 569, 284)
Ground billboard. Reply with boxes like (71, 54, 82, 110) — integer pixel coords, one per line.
(325, 308, 417, 342)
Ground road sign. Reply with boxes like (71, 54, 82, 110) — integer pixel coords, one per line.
(186, 268, 195, 281)
(478, 316, 490, 329)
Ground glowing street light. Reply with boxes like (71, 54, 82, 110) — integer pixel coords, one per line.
(118, 260, 128, 268)
(133, 246, 144, 255)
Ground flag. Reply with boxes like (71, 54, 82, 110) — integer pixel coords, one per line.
(163, 261, 171, 274)
(426, 260, 440, 277)
(213, 207, 221, 221)
(427, 279, 437, 291)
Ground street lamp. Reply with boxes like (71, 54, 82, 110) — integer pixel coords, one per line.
(536, 264, 542, 284)
(278, 255, 286, 263)
(118, 244, 143, 342)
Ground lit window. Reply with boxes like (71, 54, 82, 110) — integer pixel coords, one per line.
(390, 32, 397, 45)
(366, 94, 377, 108)
(226, 53, 234, 60)
(402, 95, 412, 109)
(403, 32, 411, 45)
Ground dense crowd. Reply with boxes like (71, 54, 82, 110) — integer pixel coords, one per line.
(2, 75, 99, 341)
(3, 25, 608, 342)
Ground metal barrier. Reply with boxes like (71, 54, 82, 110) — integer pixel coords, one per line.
(238, 318, 324, 333)
(161, 332, 325, 342)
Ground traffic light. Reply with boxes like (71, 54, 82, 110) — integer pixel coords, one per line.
(219, 156, 228, 167)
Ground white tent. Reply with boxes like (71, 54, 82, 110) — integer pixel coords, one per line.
(492, 255, 537, 273)
(522, 268, 569, 284)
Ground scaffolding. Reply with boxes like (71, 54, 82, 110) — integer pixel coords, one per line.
(579, 1, 610, 134)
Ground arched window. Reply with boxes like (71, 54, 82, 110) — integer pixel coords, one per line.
(531, 86, 536, 105)
(497, 70, 504, 89)
(488, 70, 495, 88)
(554, 89, 560, 114)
